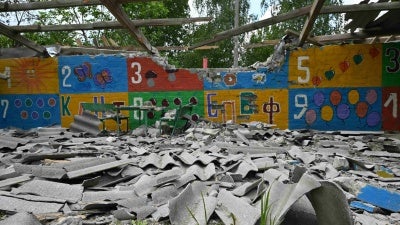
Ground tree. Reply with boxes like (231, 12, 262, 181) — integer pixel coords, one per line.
(172, 0, 251, 68)
(260, 0, 344, 40)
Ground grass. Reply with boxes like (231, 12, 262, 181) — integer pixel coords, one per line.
(186, 192, 208, 225)
(260, 184, 281, 225)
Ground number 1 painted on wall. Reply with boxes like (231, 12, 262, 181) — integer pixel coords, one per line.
(384, 93, 398, 118)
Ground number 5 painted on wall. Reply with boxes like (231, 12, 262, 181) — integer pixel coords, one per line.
(297, 56, 310, 83)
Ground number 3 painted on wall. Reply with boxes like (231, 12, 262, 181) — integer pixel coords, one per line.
(131, 62, 142, 84)
(297, 56, 310, 83)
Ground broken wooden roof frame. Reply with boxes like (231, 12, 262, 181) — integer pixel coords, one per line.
(1, 0, 400, 58)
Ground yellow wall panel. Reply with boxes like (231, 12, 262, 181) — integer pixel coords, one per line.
(204, 89, 288, 129)
(289, 44, 382, 88)
(0, 57, 59, 94)
(60, 93, 128, 130)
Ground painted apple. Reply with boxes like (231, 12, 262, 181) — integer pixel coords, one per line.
(369, 46, 380, 58)
(353, 54, 363, 65)
(339, 60, 350, 72)
(324, 69, 335, 80)
(312, 75, 322, 86)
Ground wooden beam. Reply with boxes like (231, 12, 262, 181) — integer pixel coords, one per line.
(313, 32, 400, 43)
(189, 2, 400, 50)
(298, 0, 325, 46)
(0, 0, 155, 12)
(0, 22, 48, 56)
(100, 0, 158, 55)
(286, 29, 323, 46)
(10, 17, 212, 32)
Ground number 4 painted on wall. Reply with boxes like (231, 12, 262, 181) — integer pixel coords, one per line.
(384, 93, 398, 118)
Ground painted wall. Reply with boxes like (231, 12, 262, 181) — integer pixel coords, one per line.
(0, 42, 399, 131)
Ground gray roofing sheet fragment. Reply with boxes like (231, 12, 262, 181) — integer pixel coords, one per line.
(151, 184, 179, 205)
(11, 179, 83, 203)
(0, 190, 66, 203)
(133, 174, 158, 196)
(0, 195, 63, 214)
(215, 189, 260, 225)
(307, 181, 353, 225)
(169, 182, 217, 225)
(139, 152, 178, 169)
(13, 164, 66, 179)
(185, 163, 216, 181)
(0, 212, 42, 225)
(0, 135, 29, 150)
(66, 158, 136, 179)
(0, 174, 31, 188)
(82, 190, 136, 203)
(266, 174, 321, 225)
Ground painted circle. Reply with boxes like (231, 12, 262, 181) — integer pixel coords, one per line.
(356, 101, 368, 118)
(48, 98, 56, 107)
(31, 111, 39, 120)
(321, 105, 334, 122)
(367, 112, 381, 127)
(337, 104, 350, 120)
(366, 89, 378, 105)
(189, 96, 198, 105)
(174, 98, 182, 105)
(147, 78, 155, 87)
(25, 98, 33, 107)
(305, 109, 317, 125)
(149, 98, 157, 106)
(36, 98, 44, 108)
(147, 111, 155, 119)
(313, 91, 325, 107)
(43, 111, 51, 119)
(161, 99, 169, 107)
(192, 114, 200, 121)
(20, 110, 28, 119)
(224, 73, 237, 86)
(348, 90, 359, 105)
(14, 99, 22, 108)
(330, 90, 342, 106)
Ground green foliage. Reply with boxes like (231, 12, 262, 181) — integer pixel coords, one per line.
(260, 184, 281, 225)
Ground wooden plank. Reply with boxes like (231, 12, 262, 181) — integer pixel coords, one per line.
(10, 17, 212, 32)
(298, 0, 325, 46)
(0, 22, 48, 55)
(0, 0, 155, 12)
(189, 2, 400, 50)
(286, 29, 323, 46)
(100, 0, 159, 55)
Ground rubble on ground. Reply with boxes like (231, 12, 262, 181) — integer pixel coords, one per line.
(0, 121, 399, 225)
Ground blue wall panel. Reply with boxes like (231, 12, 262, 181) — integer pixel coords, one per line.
(289, 87, 382, 131)
(204, 56, 288, 90)
(58, 55, 128, 94)
(0, 94, 60, 129)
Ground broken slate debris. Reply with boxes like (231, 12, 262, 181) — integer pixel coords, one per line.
(0, 123, 399, 225)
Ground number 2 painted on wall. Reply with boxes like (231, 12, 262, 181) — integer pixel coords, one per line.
(1, 99, 9, 119)
(131, 62, 142, 84)
(297, 56, 310, 83)
(61, 65, 72, 87)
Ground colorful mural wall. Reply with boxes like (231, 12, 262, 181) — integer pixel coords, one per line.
(0, 42, 399, 131)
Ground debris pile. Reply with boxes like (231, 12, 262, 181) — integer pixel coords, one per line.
(0, 122, 399, 225)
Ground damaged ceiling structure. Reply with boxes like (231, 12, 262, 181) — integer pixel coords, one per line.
(0, 123, 399, 225)
(0, 0, 399, 57)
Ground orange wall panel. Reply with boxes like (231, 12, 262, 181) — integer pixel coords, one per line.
(0, 57, 59, 94)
